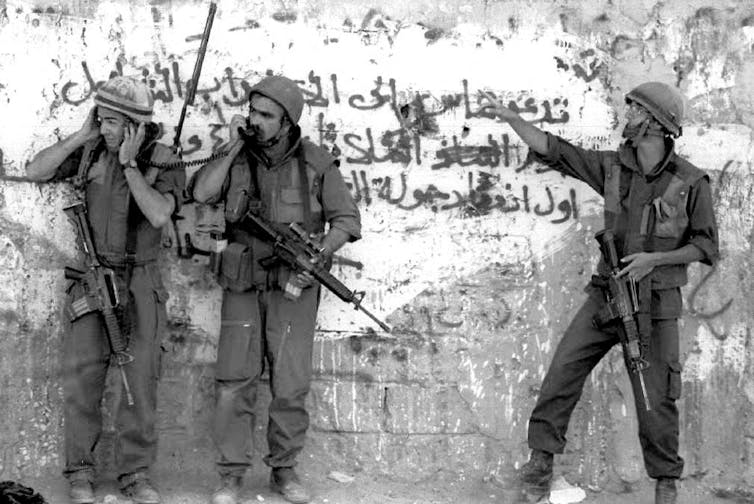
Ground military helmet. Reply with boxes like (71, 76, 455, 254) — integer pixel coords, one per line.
(248, 75, 304, 125)
(93, 76, 154, 123)
(625, 82, 684, 137)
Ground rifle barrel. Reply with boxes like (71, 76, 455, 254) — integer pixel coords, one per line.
(357, 304, 391, 333)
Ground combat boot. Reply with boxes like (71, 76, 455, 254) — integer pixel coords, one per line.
(120, 472, 160, 504)
(270, 467, 311, 504)
(517, 449, 553, 502)
(210, 475, 242, 504)
(68, 479, 94, 504)
(655, 478, 677, 504)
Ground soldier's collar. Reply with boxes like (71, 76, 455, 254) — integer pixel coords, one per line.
(618, 137, 675, 179)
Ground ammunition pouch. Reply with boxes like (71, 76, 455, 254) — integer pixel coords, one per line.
(216, 242, 256, 293)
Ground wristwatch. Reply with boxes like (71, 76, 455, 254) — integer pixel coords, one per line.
(125, 159, 138, 169)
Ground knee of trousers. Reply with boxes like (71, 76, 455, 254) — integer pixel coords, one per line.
(215, 378, 258, 407)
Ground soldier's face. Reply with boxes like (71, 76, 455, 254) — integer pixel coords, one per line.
(97, 107, 130, 152)
(625, 101, 650, 127)
(247, 95, 289, 144)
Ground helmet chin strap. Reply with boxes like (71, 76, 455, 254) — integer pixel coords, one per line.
(251, 131, 283, 149)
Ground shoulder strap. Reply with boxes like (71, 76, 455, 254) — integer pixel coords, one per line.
(73, 139, 105, 189)
(296, 145, 315, 232)
(242, 145, 263, 214)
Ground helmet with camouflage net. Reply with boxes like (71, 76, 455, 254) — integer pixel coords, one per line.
(248, 75, 304, 125)
(625, 82, 684, 138)
(94, 76, 154, 123)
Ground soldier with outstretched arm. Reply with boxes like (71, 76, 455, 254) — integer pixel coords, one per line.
(485, 82, 718, 504)
(26, 76, 185, 504)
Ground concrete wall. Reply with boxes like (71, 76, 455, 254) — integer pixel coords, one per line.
(0, 0, 752, 493)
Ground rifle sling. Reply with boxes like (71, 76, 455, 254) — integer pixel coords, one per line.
(635, 278, 652, 355)
(242, 143, 262, 213)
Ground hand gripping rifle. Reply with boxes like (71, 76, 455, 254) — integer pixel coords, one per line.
(63, 202, 135, 406)
(242, 211, 391, 333)
(173, 1, 217, 157)
(592, 229, 651, 412)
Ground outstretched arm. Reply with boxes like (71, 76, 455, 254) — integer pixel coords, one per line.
(482, 91, 548, 155)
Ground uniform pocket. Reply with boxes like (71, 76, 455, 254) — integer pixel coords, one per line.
(278, 188, 304, 223)
(146, 263, 170, 304)
(216, 318, 256, 380)
(667, 362, 682, 400)
(145, 264, 169, 378)
(652, 197, 682, 238)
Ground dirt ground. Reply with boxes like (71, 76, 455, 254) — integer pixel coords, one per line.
(22, 464, 748, 504)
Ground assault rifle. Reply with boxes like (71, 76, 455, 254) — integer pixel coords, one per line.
(592, 229, 651, 411)
(63, 202, 135, 406)
(242, 211, 391, 333)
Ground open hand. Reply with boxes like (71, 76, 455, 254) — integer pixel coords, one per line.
(119, 122, 146, 166)
(229, 114, 247, 144)
(77, 106, 101, 143)
(617, 252, 658, 282)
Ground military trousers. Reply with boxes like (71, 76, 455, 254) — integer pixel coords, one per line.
(62, 264, 168, 482)
(212, 285, 319, 477)
(527, 288, 684, 479)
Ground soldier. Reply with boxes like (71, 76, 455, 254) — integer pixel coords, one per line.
(190, 75, 361, 504)
(486, 82, 719, 504)
(26, 76, 185, 504)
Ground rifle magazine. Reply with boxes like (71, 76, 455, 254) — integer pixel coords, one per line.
(66, 294, 99, 322)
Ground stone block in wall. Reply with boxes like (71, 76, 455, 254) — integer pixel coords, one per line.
(308, 380, 384, 433)
(307, 431, 507, 479)
(383, 384, 478, 435)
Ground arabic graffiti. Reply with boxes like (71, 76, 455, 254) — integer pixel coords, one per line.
(687, 264, 734, 340)
(343, 127, 422, 165)
(61, 61, 339, 109)
(60, 60, 571, 125)
(389, 305, 467, 339)
(553, 49, 606, 83)
(345, 169, 579, 222)
(55, 57, 583, 225)
(432, 133, 525, 170)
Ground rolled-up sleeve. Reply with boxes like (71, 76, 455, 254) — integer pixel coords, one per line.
(685, 175, 719, 266)
(151, 146, 187, 214)
(527, 132, 613, 196)
(185, 156, 235, 206)
(321, 163, 361, 241)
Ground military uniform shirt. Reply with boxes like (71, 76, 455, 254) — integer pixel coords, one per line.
(529, 132, 719, 319)
(55, 141, 185, 264)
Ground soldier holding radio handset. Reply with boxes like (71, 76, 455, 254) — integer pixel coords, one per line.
(190, 75, 361, 504)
